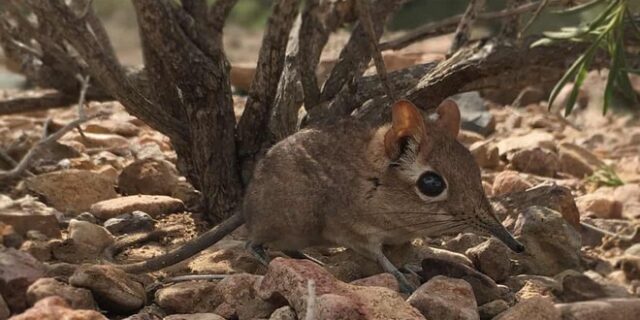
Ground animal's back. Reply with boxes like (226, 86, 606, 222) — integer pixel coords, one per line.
(242, 120, 375, 250)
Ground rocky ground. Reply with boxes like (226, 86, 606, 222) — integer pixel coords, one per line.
(2, 42, 640, 319)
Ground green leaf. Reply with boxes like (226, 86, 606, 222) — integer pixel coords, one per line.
(565, 54, 593, 116)
(530, 38, 556, 47)
(548, 53, 588, 111)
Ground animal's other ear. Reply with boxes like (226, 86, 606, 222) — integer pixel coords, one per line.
(435, 99, 461, 138)
(384, 99, 426, 160)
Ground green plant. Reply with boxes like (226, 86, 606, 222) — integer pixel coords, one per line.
(587, 165, 625, 187)
(532, 0, 640, 115)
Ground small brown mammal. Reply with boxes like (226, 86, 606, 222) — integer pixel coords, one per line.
(114, 99, 523, 292)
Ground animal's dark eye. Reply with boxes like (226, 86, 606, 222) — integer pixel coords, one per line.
(417, 171, 446, 197)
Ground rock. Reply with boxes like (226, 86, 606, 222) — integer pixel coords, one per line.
(19, 240, 52, 261)
(491, 185, 580, 229)
(155, 281, 222, 314)
(494, 296, 560, 320)
(516, 279, 557, 301)
(117, 158, 180, 196)
(269, 306, 296, 320)
(558, 142, 606, 178)
(68, 219, 114, 252)
(613, 184, 640, 220)
(443, 233, 485, 254)
(0, 295, 9, 320)
(84, 119, 140, 137)
(496, 131, 555, 156)
(71, 132, 128, 149)
(350, 273, 399, 292)
(420, 258, 504, 305)
(0, 196, 61, 238)
(69, 265, 145, 313)
(510, 148, 560, 177)
(504, 275, 560, 296)
(256, 258, 425, 320)
(103, 211, 155, 235)
(553, 270, 607, 302)
(163, 314, 225, 320)
(617, 255, 640, 281)
(0, 248, 46, 313)
(511, 206, 581, 276)
(458, 130, 485, 146)
(74, 212, 98, 224)
(9, 296, 106, 320)
(44, 263, 79, 280)
(478, 300, 508, 320)
(216, 273, 276, 320)
(50, 239, 104, 264)
(408, 276, 479, 320)
(450, 92, 495, 136)
(625, 243, 640, 256)
(492, 170, 533, 196)
(165, 239, 263, 276)
(576, 193, 622, 219)
(556, 298, 640, 320)
(0, 221, 22, 249)
(470, 141, 500, 169)
(466, 238, 511, 283)
(26, 278, 95, 309)
(90, 195, 184, 220)
(25, 170, 117, 214)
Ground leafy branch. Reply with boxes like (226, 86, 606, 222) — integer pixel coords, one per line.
(532, 0, 639, 115)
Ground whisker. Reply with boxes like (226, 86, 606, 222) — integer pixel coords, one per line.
(361, 217, 472, 235)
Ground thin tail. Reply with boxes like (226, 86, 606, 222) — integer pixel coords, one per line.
(114, 212, 245, 274)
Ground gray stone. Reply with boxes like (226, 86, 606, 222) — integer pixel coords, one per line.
(450, 92, 495, 136)
(511, 206, 582, 276)
(103, 211, 155, 235)
(69, 265, 145, 313)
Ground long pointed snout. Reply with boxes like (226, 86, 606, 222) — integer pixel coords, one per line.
(477, 212, 525, 253)
(487, 222, 525, 253)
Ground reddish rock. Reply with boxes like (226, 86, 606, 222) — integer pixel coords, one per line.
(466, 238, 511, 283)
(0, 196, 61, 238)
(25, 170, 117, 214)
(0, 248, 46, 313)
(492, 171, 533, 196)
(69, 265, 145, 313)
(216, 273, 276, 320)
(9, 296, 106, 320)
(511, 148, 559, 177)
(470, 141, 500, 169)
(155, 281, 223, 314)
(558, 142, 605, 178)
(576, 194, 622, 219)
(494, 296, 560, 320)
(350, 273, 399, 292)
(117, 158, 180, 196)
(556, 298, 640, 320)
(407, 276, 479, 320)
(26, 278, 96, 310)
(90, 195, 184, 220)
(256, 258, 425, 320)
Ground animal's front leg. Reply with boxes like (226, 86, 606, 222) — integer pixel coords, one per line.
(357, 245, 417, 294)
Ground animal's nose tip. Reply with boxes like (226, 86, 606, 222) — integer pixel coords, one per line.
(511, 241, 525, 253)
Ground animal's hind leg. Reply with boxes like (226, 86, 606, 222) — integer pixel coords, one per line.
(282, 250, 325, 266)
(246, 242, 270, 266)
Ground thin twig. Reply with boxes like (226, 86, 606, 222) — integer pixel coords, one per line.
(305, 279, 316, 320)
(0, 111, 108, 181)
(448, 0, 486, 55)
(519, 0, 549, 38)
(355, 0, 396, 101)
(380, 0, 562, 51)
(162, 274, 227, 283)
(75, 74, 91, 138)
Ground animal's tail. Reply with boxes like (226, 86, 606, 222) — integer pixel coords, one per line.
(111, 212, 245, 274)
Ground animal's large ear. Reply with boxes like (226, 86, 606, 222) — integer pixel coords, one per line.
(435, 99, 461, 138)
(384, 99, 426, 160)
